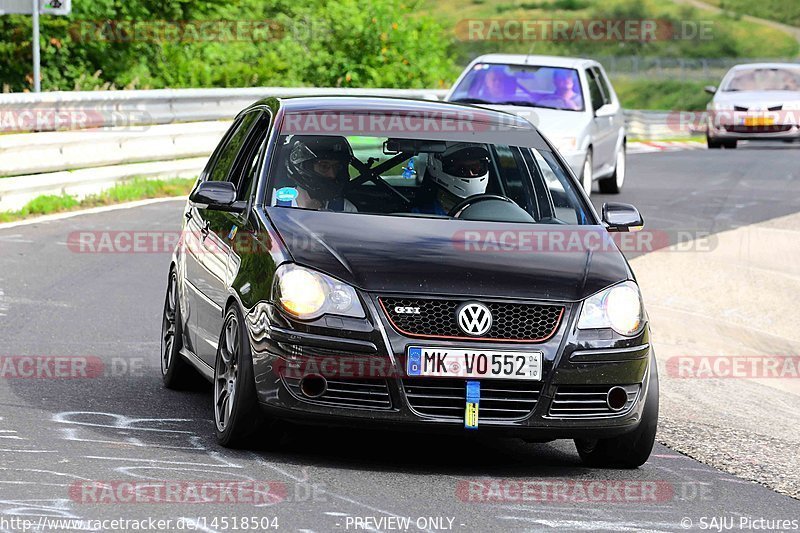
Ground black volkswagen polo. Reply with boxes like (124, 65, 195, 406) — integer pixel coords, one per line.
(161, 96, 658, 467)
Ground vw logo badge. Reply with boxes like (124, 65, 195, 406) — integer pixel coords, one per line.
(457, 302, 492, 336)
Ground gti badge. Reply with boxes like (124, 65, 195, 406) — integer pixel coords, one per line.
(457, 302, 492, 336)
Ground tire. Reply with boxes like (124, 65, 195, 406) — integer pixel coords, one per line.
(574, 353, 659, 468)
(214, 304, 272, 448)
(598, 144, 625, 194)
(706, 134, 722, 149)
(161, 268, 191, 389)
(580, 150, 593, 196)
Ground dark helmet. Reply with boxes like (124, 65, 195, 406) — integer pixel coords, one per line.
(287, 136, 353, 201)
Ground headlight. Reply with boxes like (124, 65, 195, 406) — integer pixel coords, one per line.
(577, 281, 644, 336)
(709, 102, 733, 111)
(551, 136, 578, 152)
(273, 263, 365, 320)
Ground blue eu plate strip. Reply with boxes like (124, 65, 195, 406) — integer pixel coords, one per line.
(407, 347, 422, 376)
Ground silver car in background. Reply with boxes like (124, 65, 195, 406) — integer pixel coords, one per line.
(705, 62, 800, 149)
(446, 54, 627, 196)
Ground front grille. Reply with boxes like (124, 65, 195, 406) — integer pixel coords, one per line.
(380, 298, 563, 342)
(283, 376, 392, 410)
(725, 124, 794, 134)
(403, 378, 541, 421)
(548, 384, 640, 418)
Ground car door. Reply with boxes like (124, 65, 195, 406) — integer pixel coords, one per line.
(182, 117, 242, 357)
(585, 67, 616, 175)
(594, 65, 625, 152)
(186, 111, 264, 364)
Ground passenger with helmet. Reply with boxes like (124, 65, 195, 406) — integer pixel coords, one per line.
(413, 143, 491, 216)
(276, 135, 357, 212)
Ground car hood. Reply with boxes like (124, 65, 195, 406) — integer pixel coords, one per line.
(712, 90, 800, 108)
(268, 208, 631, 302)
(481, 104, 591, 137)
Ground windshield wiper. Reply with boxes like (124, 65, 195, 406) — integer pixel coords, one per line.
(450, 97, 492, 104)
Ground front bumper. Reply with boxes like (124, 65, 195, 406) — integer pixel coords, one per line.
(707, 113, 800, 141)
(248, 296, 654, 439)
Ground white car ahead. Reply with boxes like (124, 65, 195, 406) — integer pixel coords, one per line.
(705, 62, 800, 149)
(446, 54, 627, 196)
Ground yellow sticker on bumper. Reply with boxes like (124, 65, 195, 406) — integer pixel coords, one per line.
(465, 381, 480, 429)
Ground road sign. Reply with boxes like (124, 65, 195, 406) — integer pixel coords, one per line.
(0, 0, 71, 92)
(0, 0, 71, 15)
(41, 0, 70, 16)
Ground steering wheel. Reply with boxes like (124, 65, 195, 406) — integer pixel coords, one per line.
(447, 194, 516, 218)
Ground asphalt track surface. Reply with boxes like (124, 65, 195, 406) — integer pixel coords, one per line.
(0, 143, 799, 532)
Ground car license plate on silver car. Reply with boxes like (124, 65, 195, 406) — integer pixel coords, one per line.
(406, 346, 542, 380)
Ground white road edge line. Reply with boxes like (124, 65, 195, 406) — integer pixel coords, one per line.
(0, 196, 188, 231)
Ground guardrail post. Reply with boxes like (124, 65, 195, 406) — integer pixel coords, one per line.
(31, 0, 40, 93)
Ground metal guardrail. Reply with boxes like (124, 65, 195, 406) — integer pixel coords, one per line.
(0, 121, 230, 177)
(0, 87, 448, 133)
(0, 85, 694, 140)
(625, 109, 705, 139)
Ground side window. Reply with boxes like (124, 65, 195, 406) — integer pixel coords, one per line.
(207, 112, 261, 184)
(529, 148, 587, 225)
(490, 145, 537, 218)
(592, 67, 612, 105)
(585, 69, 604, 112)
(233, 114, 271, 201)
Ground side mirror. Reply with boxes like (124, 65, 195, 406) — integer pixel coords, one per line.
(594, 103, 616, 118)
(704, 85, 717, 95)
(189, 181, 243, 212)
(602, 202, 644, 232)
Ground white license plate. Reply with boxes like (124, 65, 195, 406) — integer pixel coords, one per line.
(407, 346, 542, 380)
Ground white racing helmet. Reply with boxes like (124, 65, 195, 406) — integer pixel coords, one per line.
(427, 143, 490, 199)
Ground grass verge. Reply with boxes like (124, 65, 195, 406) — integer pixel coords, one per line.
(0, 177, 195, 224)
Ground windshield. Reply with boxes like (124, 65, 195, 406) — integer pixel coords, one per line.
(450, 63, 585, 111)
(722, 67, 800, 92)
(266, 123, 592, 225)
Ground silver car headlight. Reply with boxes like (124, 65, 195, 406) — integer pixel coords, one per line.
(577, 281, 644, 336)
(273, 263, 365, 320)
(551, 136, 578, 153)
(709, 102, 733, 111)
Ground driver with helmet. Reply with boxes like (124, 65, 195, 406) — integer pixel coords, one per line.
(277, 135, 357, 212)
(413, 142, 491, 215)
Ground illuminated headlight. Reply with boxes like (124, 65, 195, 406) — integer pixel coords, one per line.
(273, 263, 365, 320)
(577, 281, 644, 336)
(551, 136, 578, 152)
